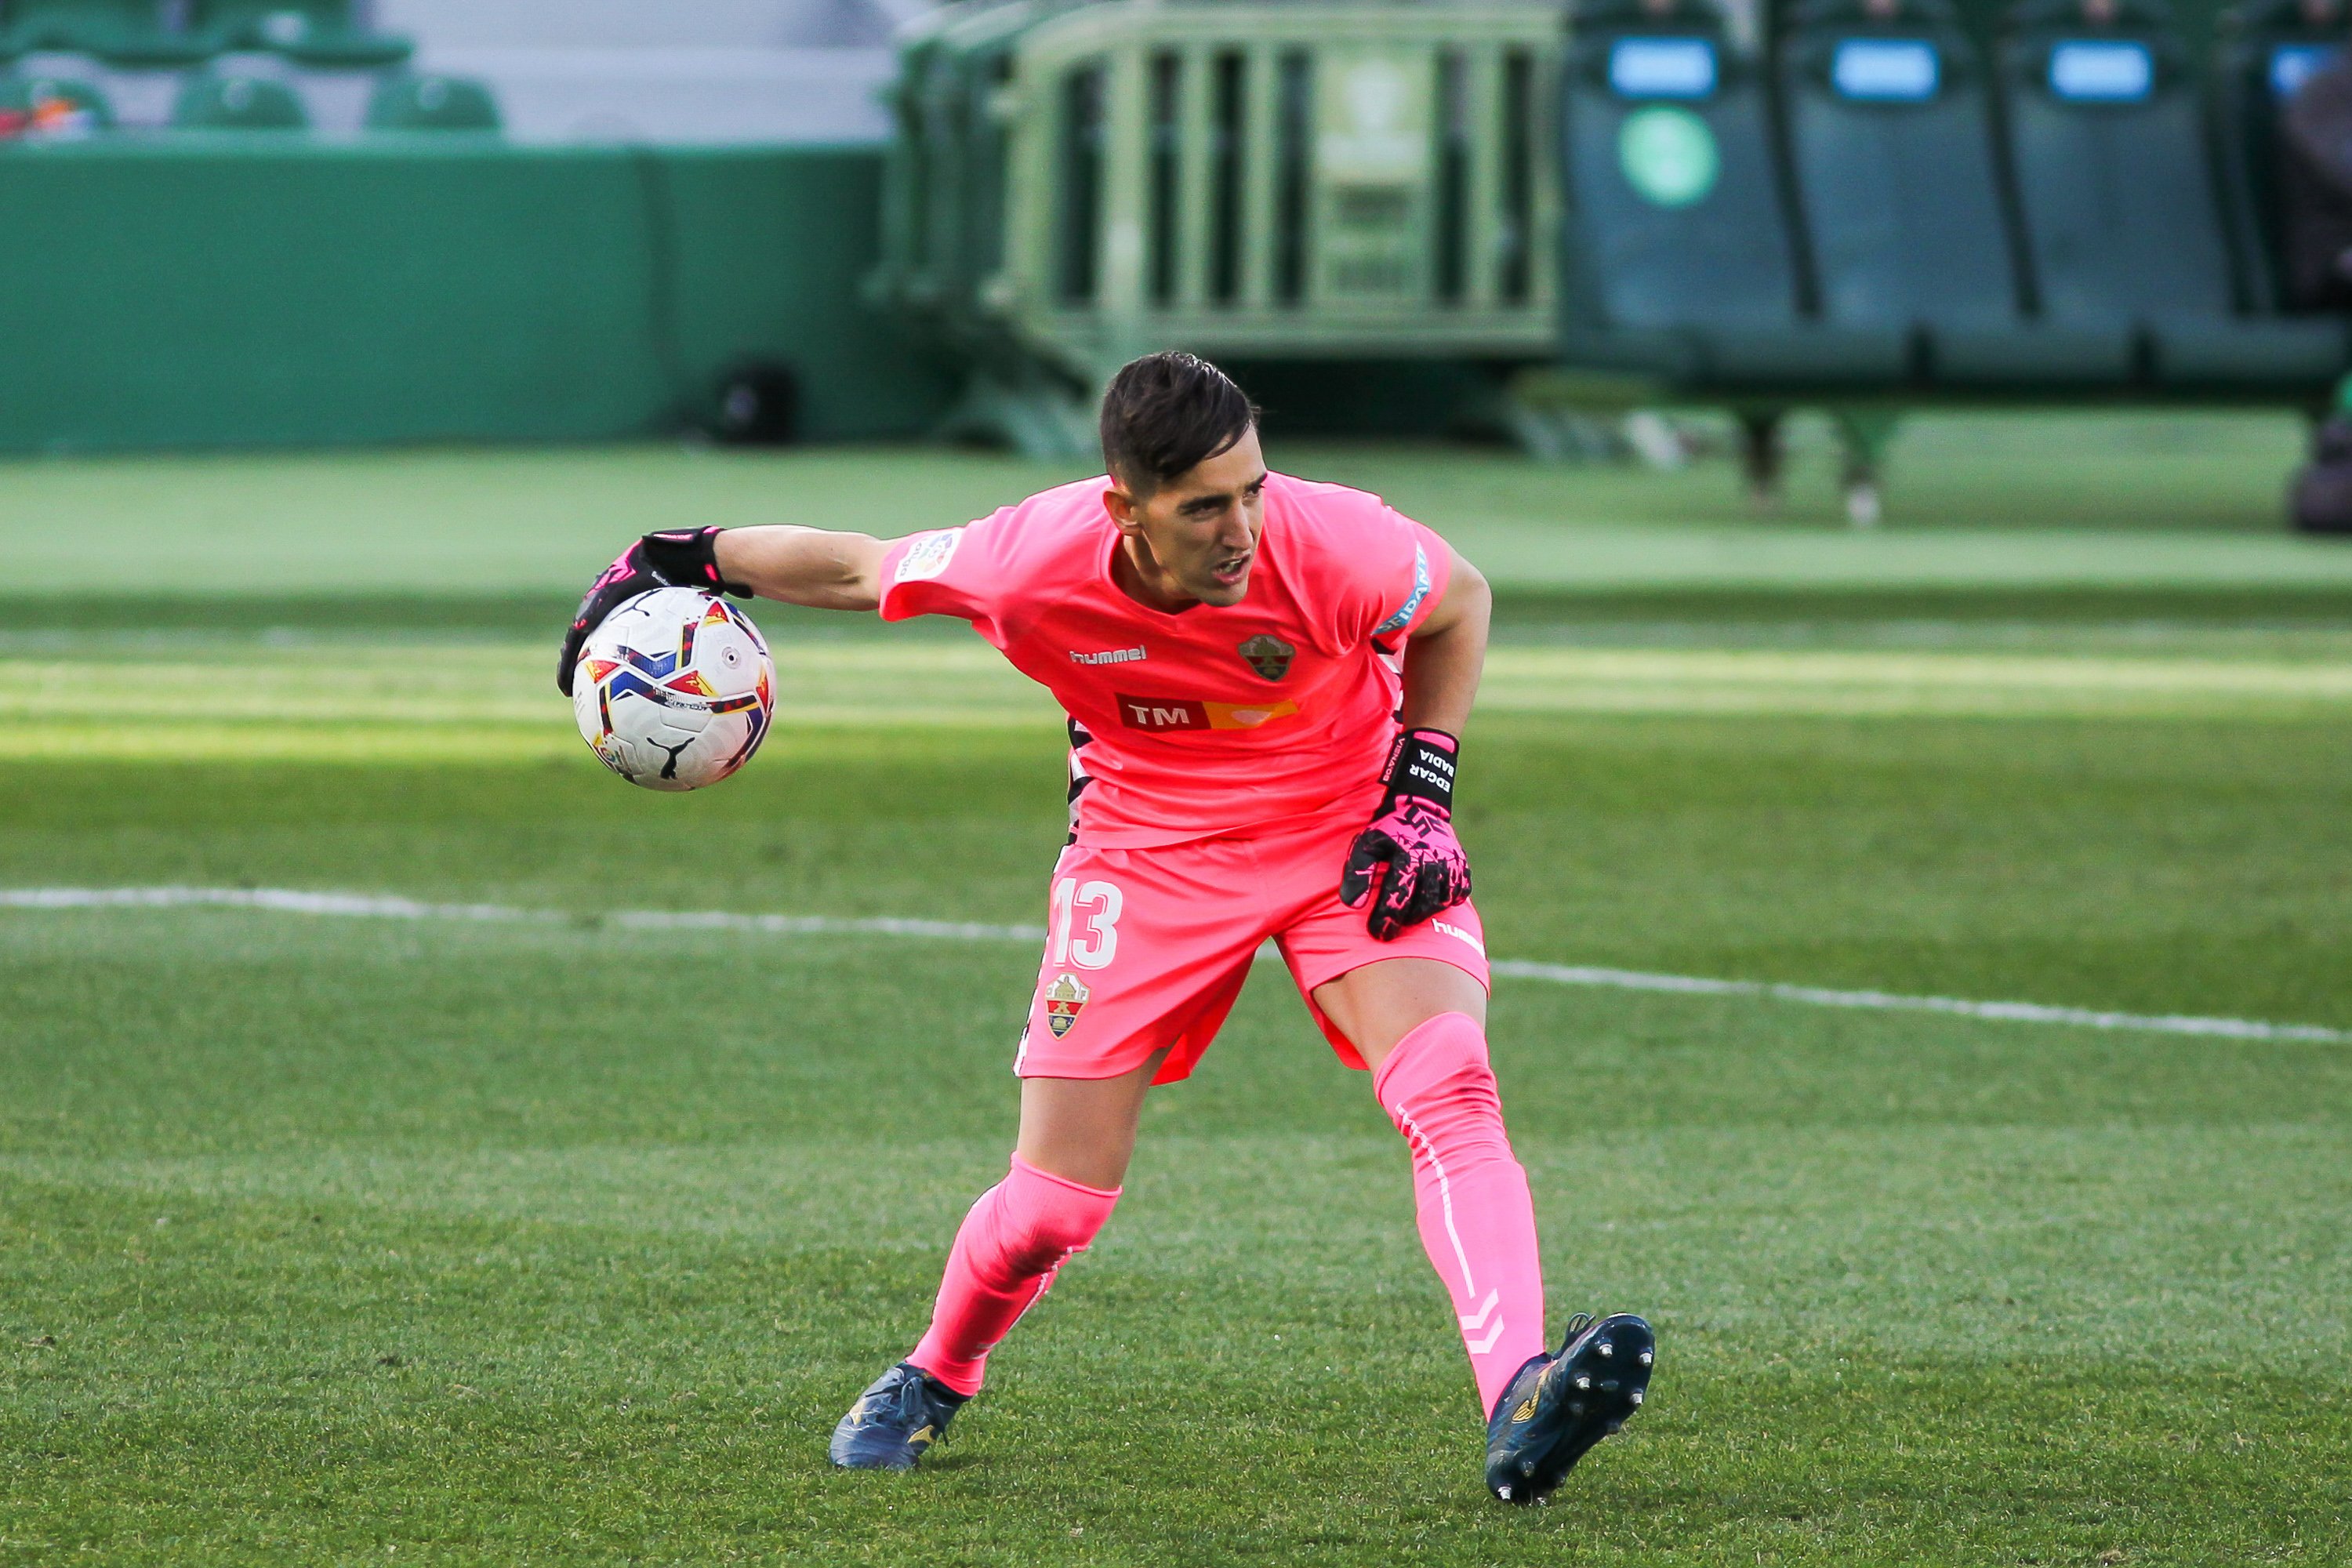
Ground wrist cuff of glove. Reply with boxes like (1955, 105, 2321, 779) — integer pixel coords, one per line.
(641, 527, 750, 598)
(1380, 728, 1457, 816)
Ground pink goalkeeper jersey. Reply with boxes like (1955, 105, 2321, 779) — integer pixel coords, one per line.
(877, 471, 1451, 848)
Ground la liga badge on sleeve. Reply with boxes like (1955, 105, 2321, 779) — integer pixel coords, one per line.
(1044, 974, 1091, 1038)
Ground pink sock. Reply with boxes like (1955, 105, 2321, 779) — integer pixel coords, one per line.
(1374, 1011, 1548, 1415)
(909, 1155, 1120, 1397)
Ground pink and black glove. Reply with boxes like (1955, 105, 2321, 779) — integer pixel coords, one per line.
(1341, 728, 1472, 942)
(556, 527, 746, 695)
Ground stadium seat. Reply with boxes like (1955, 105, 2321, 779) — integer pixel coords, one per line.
(0, 71, 112, 132)
(2215, 0, 2349, 310)
(172, 71, 307, 129)
(191, 1, 411, 67)
(2, 0, 212, 66)
(365, 72, 499, 132)
(1558, 0, 1907, 383)
(1780, 0, 2133, 384)
(1998, 0, 2344, 387)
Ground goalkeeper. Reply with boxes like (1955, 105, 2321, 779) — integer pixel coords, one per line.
(559, 352, 1651, 1504)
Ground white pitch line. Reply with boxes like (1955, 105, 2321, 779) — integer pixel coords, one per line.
(611, 908, 1047, 943)
(1487, 960, 2352, 1045)
(0, 884, 545, 921)
(5, 886, 2347, 1047)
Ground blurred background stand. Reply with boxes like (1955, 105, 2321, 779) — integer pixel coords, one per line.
(0, 0, 2350, 526)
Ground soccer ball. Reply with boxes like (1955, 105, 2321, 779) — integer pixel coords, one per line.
(571, 588, 775, 790)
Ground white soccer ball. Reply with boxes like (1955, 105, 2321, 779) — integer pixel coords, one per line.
(571, 587, 775, 791)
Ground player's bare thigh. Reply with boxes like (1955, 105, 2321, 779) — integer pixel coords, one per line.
(1310, 957, 1488, 1076)
(1014, 1048, 1167, 1190)
(1013, 956, 1483, 1189)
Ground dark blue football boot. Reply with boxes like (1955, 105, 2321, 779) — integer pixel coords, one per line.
(1484, 1312, 1654, 1504)
(829, 1362, 968, 1472)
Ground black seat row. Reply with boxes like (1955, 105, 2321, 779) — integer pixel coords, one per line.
(1559, 0, 2348, 395)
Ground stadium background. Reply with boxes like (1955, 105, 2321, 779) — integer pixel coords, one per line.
(2, 0, 2349, 1563)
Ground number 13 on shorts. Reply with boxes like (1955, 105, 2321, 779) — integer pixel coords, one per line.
(1049, 877, 1123, 969)
(1016, 877, 1125, 1071)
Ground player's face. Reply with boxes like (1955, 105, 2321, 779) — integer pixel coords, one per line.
(1116, 427, 1268, 609)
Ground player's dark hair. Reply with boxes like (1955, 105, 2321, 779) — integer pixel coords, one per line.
(1099, 351, 1259, 495)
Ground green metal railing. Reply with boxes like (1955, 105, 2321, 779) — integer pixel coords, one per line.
(872, 0, 1563, 452)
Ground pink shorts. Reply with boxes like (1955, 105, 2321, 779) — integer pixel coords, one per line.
(1014, 802, 1490, 1083)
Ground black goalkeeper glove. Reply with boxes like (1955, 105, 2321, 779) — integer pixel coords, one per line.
(556, 527, 748, 695)
(1340, 728, 1473, 941)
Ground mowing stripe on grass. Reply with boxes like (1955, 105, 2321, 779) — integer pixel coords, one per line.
(7, 884, 2347, 1047)
(0, 884, 1044, 944)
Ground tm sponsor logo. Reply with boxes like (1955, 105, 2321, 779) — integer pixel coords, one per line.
(1071, 645, 1147, 666)
(1114, 694, 1301, 731)
(1118, 696, 1209, 730)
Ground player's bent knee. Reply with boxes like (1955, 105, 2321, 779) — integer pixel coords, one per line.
(1316, 959, 1490, 1067)
(976, 1155, 1121, 1283)
(1372, 1011, 1501, 1124)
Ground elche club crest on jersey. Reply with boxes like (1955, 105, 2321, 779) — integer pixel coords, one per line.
(1044, 973, 1090, 1038)
(1236, 633, 1296, 681)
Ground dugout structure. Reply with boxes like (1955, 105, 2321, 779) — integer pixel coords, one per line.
(870, 0, 1569, 456)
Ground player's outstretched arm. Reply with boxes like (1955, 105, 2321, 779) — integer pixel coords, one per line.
(713, 526, 890, 613)
(1342, 547, 1490, 939)
(557, 525, 893, 694)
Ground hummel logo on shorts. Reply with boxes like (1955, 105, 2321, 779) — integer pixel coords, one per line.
(1432, 919, 1485, 956)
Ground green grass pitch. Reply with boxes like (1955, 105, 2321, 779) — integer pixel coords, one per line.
(2, 419, 2350, 1564)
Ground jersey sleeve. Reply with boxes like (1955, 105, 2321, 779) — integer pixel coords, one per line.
(876, 509, 1018, 645)
(1340, 503, 1452, 648)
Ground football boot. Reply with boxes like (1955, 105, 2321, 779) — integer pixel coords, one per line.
(828, 1362, 969, 1472)
(1483, 1312, 1654, 1504)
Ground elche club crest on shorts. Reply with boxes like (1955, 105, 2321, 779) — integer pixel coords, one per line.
(1236, 633, 1296, 681)
(1044, 973, 1090, 1038)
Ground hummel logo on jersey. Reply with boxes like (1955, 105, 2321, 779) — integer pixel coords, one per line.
(1070, 645, 1147, 666)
